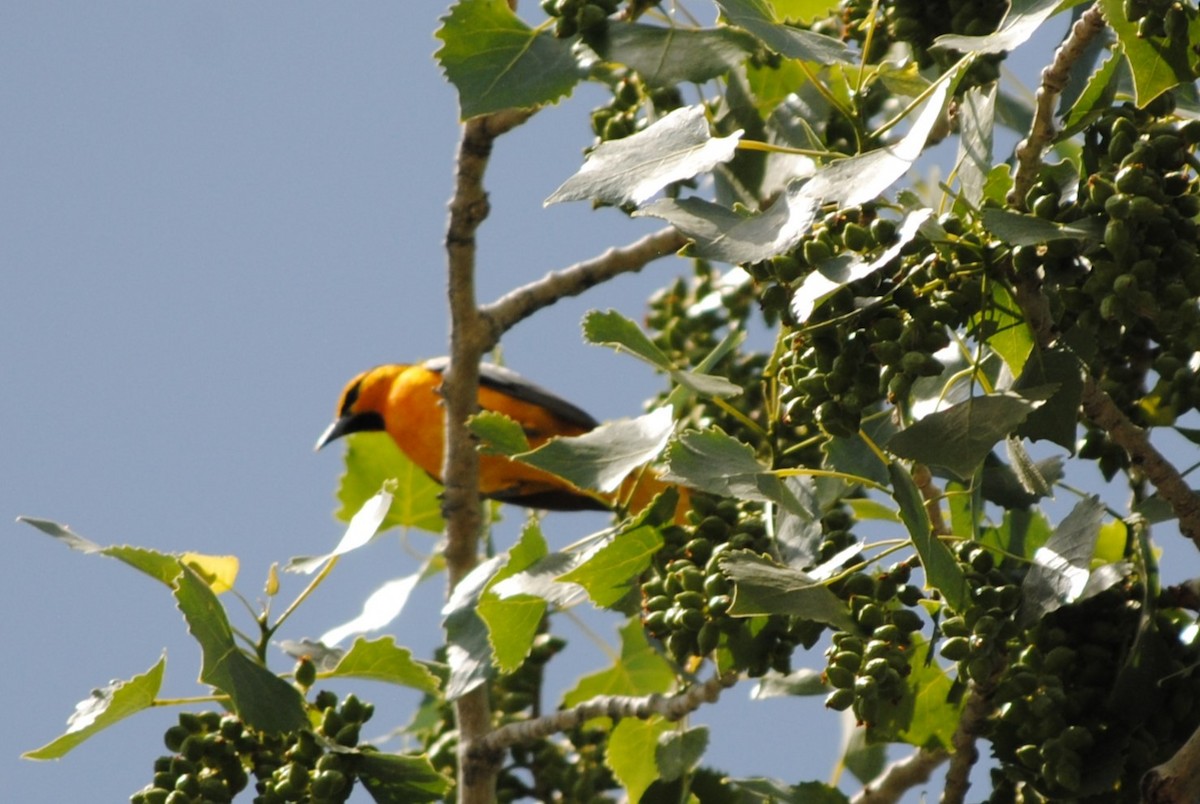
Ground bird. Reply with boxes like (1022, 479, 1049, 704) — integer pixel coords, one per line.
(316, 357, 681, 515)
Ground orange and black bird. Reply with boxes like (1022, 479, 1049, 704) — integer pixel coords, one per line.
(317, 357, 678, 514)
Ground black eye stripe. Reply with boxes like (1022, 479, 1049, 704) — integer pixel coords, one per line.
(340, 381, 363, 416)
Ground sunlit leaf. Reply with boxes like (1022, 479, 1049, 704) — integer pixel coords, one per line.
(887, 391, 1049, 481)
(656, 726, 709, 782)
(442, 555, 506, 700)
(558, 524, 663, 608)
(889, 463, 969, 612)
(325, 637, 442, 694)
(608, 717, 671, 803)
(715, 0, 854, 64)
(319, 574, 422, 647)
(292, 487, 393, 574)
(355, 751, 453, 802)
(1020, 495, 1106, 624)
(597, 25, 756, 87)
(1098, 0, 1197, 106)
(174, 567, 308, 732)
(335, 432, 444, 534)
(956, 84, 996, 206)
(547, 106, 742, 207)
(24, 655, 165, 760)
(980, 208, 1101, 245)
(934, 0, 1065, 55)
(479, 522, 550, 672)
(870, 639, 960, 748)
(561, 619, 675, 706)
(435, 0, 584, 118)
(721, 551, 856, 629)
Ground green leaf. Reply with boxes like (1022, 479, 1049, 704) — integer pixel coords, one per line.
(468, 410, 532, 455)
(980, 208, 1101, 245)
(638, 76, 952, 262)
(749, 668, 827, 698)
(933, 0, 1065, 55)
(598, 25, 756, 87)
(887, 391, 1048, 481)
(558, 524, 663, 608)
(664, 428, 777, 501)
(477, 523, 550, 672)
(955, 84, 996, 207)
(1058, 46, 1122, 140)
(547, 105, 742, 207)
(608, 717, 671, 803)
(656, 726, 709, 782)
(715, 0, 853, 64)
(561, 619, 675, 706)
(869, 639, 961, 748)
(889, 463, 969, 612)
(974, 282, 1034, 375)
(1099, 0, 1197, 106)
(23, 655, 166, 760)
(435, 0, 583, 119)
(443, 555, 506, 700)
(516, 407, 675, 493)
(721, 551, 856, 630)
(355, 751, 453, 803)
(1021, 495, 1106, 623)
(792, 209, 933, 321)
(325, 637, 441, 695)
(583, 309, 742, 397)
(1013, 347, 1083, 450)
(335, 432, 444, 534)
(173, 566, 309, 733)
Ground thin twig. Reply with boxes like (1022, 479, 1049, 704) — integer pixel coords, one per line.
(479, 226, 687, 345)
(1008, 3, 1107, 208)
(941, 680, 992, 804)
(465, 671, 739, 758)
(851, 747, 948, 804)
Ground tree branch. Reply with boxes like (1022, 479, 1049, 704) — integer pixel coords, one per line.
(941, 679, 993, 804)
(1008, 3, 1108, 209)
(443, 107, 534, 804)
(1143, 722, 1200, 803)
(1010, 277, 1200, 550)
(851, 747, 948, 804)
(465, 671, 739, 758)
(478, 226, 688, 344)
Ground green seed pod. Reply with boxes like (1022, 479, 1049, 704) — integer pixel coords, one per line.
(842, 223, 872, 252)
(826, 664, 856, 689)
(707, 594, 733, 616)
(832, 650, 862, 672)
(825, 687, 855, 711)
(803, 238, 833, 265)
(675, 590, 706, 611)
(697, 622, 720, 654)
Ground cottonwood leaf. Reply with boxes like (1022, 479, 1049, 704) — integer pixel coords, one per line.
(727, 777, 850, 803)
(1020, 495, 1106, 624)
(973, 283, 1034, 375)
(1013, 347, 1083, 449)
(597, 25, 756, 87)
(656, 726, 709, 782)
(335, 432, 444, 534)
(956, 84, 996, 206)
(933, 0, 1065, 55)
(639, 77, 951, 263)
(442, 555, 506, 700)
(664, 428, 800, 512)
(24, 655, 165, 760)
(291, 487, 393, 574)
(750, 668, 827, 698)
(980, 208, 1101, 245)
(869, 639, 960, 748)
(887, 391, 1048, 481)
(478, 522, 549, 672)
(517, 407, 675, 493)
(1099, 0, 1198, 106)
(174, 567, 308, 732)
(1058, 46, 1122, 140)
(561, 619, 675, 706)
(320, 574, 422, 647)
(608, 717, 671, 803)
(355, 751, 453, 802)
(715, 0, 854, 64)
(325, 637, 441, 694)
(558, 524, 663, 608)
(583, 309, 741, 397)
(547, 105, 742, 207)
(720, 551, 856, 629)
(889, 462, 969, 612)
(435, 0, 584, 118)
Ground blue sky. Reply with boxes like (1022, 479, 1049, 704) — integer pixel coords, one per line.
(7, 4, 1198, 803)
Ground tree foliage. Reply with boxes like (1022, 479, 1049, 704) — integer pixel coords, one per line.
(21, 0, 1200, 802)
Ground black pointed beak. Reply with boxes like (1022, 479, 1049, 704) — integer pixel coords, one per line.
(314, 411, 386, 451)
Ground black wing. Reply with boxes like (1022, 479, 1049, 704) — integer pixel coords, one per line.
(421, 357, 600, 431)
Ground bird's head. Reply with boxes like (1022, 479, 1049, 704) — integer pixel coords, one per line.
(314, 364, 406, 450)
